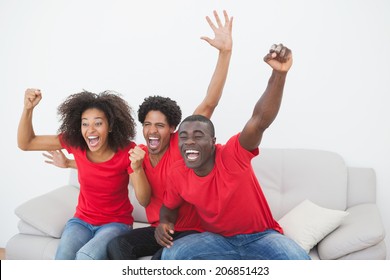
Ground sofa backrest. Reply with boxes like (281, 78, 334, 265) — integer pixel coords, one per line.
(253, 148, 348, 220)
(69, 168, 79, 188)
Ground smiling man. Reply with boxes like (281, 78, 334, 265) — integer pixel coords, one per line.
(155, 44, 311, 260)
(106, 10, 234, 259)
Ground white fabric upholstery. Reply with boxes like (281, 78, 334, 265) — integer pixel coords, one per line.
(317, 203, 386, 259)
(17, 220, 49, 236)
(278, 199, 349, 253)
(254, 149, 348, 220)
(14, 185, 79, 238)
(347, 167, 376, 206)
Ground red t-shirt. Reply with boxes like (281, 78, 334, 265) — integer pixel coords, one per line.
(60, 136, 135, 226)
(164, 133, 283, 237)
(140, 132, 202, 232)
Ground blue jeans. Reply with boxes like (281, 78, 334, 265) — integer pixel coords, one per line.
(55, 217, 132, 260)
(162, 230, 310, 260)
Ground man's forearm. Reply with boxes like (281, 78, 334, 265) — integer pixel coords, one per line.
(130, 169, 151, 207)
(160, 204, 179, 224)
(253, 70, 287, 129)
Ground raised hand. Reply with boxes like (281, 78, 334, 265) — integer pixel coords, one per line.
(43, 150, 72, 168)
(24, 88, 42, 110)
(201, 10, 233, 53)
(129, 145, 146, 172)
(263, 44, 293, 73)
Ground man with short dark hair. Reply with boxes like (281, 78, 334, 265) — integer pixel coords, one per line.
(155, 44, 311, 260)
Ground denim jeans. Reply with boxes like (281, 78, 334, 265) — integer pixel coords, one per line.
(161, 229, 311, 260)
(55, 217, 132, 260)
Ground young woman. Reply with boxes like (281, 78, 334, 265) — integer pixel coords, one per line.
(18, 89, 139, 259)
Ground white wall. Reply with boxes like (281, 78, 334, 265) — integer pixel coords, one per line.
(1, 0, 389, 257)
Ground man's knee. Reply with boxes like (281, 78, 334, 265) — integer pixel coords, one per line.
(161, 244, 192, 260)
(161, 247, 177, 260)
(75, 251, 94, 260)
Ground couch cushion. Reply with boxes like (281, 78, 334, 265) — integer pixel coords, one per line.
(317, 203, 385, 259)
(15, 185, 79, 238)
(6, 234, 60, 260)
(336, 241, 387, 260)
(278, 199, 348, 253)
(17, 220, 49, 236)
(253, 149, 348, 220)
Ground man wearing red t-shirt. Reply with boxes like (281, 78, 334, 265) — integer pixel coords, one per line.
(106, 10, 233, 260)
(155, 44, 311, 260)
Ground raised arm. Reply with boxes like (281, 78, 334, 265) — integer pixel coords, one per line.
(239, 44, 293, 151)
(193, 10, 233, 118)
(18, 89, 62, 151)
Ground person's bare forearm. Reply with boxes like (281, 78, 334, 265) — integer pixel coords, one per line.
(193, 10, 233, 119)
(194, 50, 232, 118)
(130, 168, 151, 207)
(160, 204, 178, 225)
(239, 44, 292, 151)
(18, 89, 62, 151)
(253, 70, 287, 130)
(155, 204, 179, 247)
(17, 108, 35, 150)
(18, 108, 61, 151)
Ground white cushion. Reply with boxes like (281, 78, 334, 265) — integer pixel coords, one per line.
(17, 220, 49, 236)
(317, 203, 385, 259)
(15, 185, 79, 238)
(278, 199, 348, 253)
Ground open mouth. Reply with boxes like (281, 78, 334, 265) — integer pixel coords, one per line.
(148, 136, 160, 149)
(88, 136, 100, 148)
(185, 149, 200, 161)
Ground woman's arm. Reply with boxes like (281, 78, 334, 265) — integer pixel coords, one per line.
(18, 88, 62, 151)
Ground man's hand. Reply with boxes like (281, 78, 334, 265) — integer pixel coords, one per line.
(201, 10, 233, 53)
(24, 88, 42, 110)
(43, 150, 72, 168)
(155, 222, 175, 248)
(264, 43, 292, 73)
(129, 146, 146, 172)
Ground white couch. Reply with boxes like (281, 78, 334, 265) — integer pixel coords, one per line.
(6, 148, 387, 260)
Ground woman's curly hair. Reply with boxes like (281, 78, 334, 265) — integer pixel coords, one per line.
(138, 95, 182, 129)
(57, 90, 136, 152)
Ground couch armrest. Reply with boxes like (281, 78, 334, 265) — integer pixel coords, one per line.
(347, 167, 376, 207)
(15, 185, 79, 238)
(17, 220, 50, 236)
(317, 203, 385, 259)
